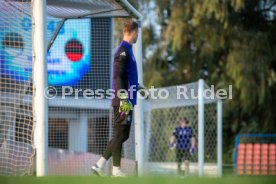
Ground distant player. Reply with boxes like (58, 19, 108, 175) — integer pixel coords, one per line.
(91, 20, 140, 177)
(169, 117, 196, 176)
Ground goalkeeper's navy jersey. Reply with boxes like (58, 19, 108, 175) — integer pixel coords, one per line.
(173, 126, 194, 150)
(112, 40, 138, 106)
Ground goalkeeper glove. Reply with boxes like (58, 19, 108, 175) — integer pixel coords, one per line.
(190, 147, 196, 154)
(169, 142, 176, 149)
(119, 92, 133, 116)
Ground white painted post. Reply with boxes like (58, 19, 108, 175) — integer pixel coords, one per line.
(33, 0, 48, 176)
(198, 79, 205, 177)
(217, 99, 223, 177)
(133, 20, 144, 176)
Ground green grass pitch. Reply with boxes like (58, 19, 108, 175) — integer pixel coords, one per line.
(1, 176, 276, 184)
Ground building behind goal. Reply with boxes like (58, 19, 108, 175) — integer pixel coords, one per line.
(0, 0, 222, 176)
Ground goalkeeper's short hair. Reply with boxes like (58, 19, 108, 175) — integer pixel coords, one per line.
(180, 117, 189, 124)
(123, 20, 138, 33)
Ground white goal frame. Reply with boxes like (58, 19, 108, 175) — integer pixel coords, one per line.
(142, 79, 223, 177)
(32, 0, 142, 176)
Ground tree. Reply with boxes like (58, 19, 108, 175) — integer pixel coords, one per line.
(141, 0, 276, 163)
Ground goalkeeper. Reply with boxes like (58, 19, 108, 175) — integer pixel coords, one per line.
(92, 20, 143, 177)
(169, 117, 196, 176)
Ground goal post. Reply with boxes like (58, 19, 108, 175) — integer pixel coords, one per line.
(133, 20, 144, 176)
(217, 99, 223, 177)
(198, 79, 205, 176)
(32, 0, 48, 176)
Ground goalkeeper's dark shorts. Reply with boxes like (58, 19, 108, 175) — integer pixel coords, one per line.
(176, 149, 191, 163)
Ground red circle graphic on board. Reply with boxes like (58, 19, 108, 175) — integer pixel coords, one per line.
(65, 39, 83, 62)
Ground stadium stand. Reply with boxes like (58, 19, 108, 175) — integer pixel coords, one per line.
(235, 139, 276, 175)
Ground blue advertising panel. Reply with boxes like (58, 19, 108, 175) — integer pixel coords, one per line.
(47, 19, 91, 86)
(0, 10, 91, 86)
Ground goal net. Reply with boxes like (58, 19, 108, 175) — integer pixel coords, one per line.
(0, 0, 33, 175)
(0, 0, 140, 176)
(143, 81, 222, 176)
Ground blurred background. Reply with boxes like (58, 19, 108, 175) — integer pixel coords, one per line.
(123, 0, 276, 167)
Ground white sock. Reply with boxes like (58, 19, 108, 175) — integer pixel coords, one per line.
(112, 166, 120, 174)
(96, 157, 106, 168)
